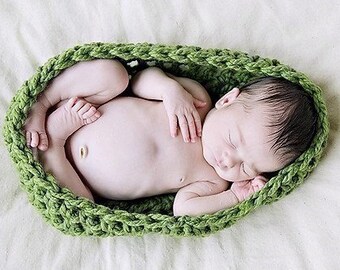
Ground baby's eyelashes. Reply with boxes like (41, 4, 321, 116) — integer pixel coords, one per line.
(241, 163, 249, 176)
(228, 133, 236, 149)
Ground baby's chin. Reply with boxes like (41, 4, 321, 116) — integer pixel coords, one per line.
(214, 167, 231, 181)
(214, 167, 250, 182)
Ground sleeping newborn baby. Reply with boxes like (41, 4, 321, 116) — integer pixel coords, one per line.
(24, 60, 317, 216)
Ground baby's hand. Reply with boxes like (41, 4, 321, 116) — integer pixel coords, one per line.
(162, 86, 206, 143)
(230, 176, 268, 202)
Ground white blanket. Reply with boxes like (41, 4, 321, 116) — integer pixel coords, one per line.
(1, 1, 339, 269)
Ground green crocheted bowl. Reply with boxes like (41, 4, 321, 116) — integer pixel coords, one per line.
(3, 43, 329, 237)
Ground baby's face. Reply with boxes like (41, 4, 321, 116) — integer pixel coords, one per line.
(201, 88, 284, 181)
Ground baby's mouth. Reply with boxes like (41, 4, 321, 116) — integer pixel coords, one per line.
(215, 158, 222, 168)
(214, 154, 223, 168)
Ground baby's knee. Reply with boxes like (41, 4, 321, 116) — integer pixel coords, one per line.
(95, 59, 129, 93)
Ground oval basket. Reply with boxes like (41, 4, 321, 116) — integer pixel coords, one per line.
(3, 42, 329, 237)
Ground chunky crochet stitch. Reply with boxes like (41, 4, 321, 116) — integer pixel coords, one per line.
(3, 42, 329, 237)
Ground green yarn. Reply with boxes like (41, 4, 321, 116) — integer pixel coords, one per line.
(3, 42, 329, 237)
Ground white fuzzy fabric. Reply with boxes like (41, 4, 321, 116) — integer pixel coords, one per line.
(1, 1, 339, 269)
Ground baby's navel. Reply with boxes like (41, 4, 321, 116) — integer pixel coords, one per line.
(79, 145, 88, 158)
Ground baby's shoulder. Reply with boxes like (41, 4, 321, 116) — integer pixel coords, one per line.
(213, 178, 230, 190)
(199, 178, 230, 193)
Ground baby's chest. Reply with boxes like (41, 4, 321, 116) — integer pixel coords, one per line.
(102, 98, 221, 184)
(67, 97, 222, 197)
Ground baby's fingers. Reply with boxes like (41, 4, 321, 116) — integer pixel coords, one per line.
(193, 98, 207, 108)
(251, 178, 266, 190)
(186, 114, 198, 142)
(237, 180, 251, 187)
(178, 115, 190, 142)
(168, 114, 178, 138)
(254, 175, 268, 182)
(192, 110, 202, 137)
(252, 184, 264, 194)
(252, 176, 268, 186)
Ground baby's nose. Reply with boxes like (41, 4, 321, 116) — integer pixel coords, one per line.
(220, 152, 238, 168)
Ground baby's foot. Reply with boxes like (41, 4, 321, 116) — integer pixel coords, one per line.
(46, 97, 101, 147)
(24, 99, 49, 151)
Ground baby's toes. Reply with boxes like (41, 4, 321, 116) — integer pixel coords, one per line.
(37, 132, 49, 151)
(29, 131, 39, 148)
(78, 103, 92, 115)
(71, 99, 87, 112)
(26, 131, 32, 147)
(83, 107, 101, 125)
(84, 111, 101, 125)
(64, 97, 78, 110)
(26, 130, 49, 150)
(80, 105, 94, 118)
(25, 130, 39, 148)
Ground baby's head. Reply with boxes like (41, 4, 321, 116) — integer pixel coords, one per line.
(202, 76, 317, 181)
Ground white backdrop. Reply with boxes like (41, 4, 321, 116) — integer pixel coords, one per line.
(1, 1, 339, 269)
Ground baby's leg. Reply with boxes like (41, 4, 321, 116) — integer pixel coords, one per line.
(25, 59, 129, 151)
(40, 97, 101, 201)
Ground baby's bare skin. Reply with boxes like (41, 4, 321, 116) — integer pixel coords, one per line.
(27, 60, 275, 216)
(64, 96, 222, 200)
(41, 97, 102, 201)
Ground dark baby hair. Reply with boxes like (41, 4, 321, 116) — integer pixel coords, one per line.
(238, 76, 318, 167)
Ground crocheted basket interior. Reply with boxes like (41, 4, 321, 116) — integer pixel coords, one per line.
(3, 43, 329, 237)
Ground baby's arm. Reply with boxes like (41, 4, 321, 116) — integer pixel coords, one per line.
(173, 180, 239, 216)
(174, 176, 268, 216)
(131, 67, 211, 104)
(131, 67, 211, 142)
(230, 177, 267, 202)
(131, 67, 176, 100)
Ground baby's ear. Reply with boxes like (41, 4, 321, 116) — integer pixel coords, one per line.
(215, 87, 240, 109)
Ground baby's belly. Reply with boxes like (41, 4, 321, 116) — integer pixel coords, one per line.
(65, 97, 218, 200)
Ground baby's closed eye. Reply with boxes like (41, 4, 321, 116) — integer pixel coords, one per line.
(241, 163, 249, 175)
